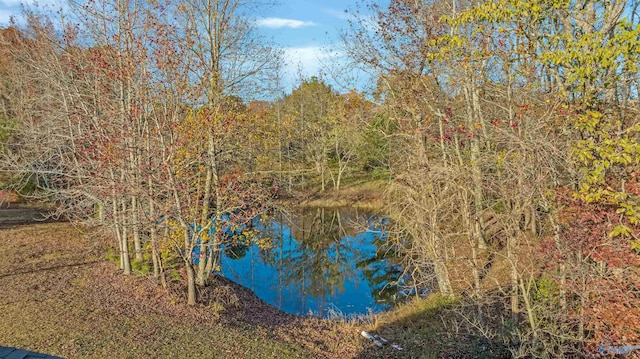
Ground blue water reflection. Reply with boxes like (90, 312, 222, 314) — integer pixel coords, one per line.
(220, 207, 404, 317)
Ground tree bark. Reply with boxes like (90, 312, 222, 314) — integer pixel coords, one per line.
(186, 260, 197, 305)
(433, 257, 453, 297)
(121, 198, 132, 275)
(132, 195, 143, 262)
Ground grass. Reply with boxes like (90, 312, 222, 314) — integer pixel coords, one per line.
(352, 295, 460, 358)
(295, 178, 388, 211)
(1, 202, 503, 359)
(105, 247, 119, 264)
(131, 257, 151, 274)
(0, 216, 374, 359)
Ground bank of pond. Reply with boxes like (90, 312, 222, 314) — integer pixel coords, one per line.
(192, 207, 421, 318)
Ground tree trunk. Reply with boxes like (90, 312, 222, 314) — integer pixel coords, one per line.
(121, 199, 132, 275)
(204, 236, 221, 280)
(204, 182, 223, 277)
(97, 203, 104, 224)
(519, 277, 538, 339)
(112, 196, 124, 270)
(462, 191, 483, 320)
(471, 244, 483, 322)
(463, 81, 488, 251)
(150, 218, 160, 281)
(197, 135, 216, 287)
(148, 174, 159, 280)
(186, 260, 197, 305)
(151, 241, 160, 278)
(433, 257, 453, 297)
(195, 226, 210, 286)
(132, 195, 143, 262)
(508, 235, 518, 320)
(320, 163, 325, 192)
(160, 225, 170, 289)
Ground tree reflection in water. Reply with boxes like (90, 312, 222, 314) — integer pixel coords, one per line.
(220, 207, 405, 317)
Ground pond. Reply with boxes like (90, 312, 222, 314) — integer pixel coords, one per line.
(219, 207, 405, 318)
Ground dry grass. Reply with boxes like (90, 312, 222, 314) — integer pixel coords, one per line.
(293, 180, 387, 211)
(350, 295, 457, 359)
(0, 209, 377, 359)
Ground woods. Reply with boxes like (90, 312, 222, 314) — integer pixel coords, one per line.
(1, 0, 639, 357)
(342, 0, 640, 356)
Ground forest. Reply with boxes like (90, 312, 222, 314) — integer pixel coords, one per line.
(1, 0, 639, 357)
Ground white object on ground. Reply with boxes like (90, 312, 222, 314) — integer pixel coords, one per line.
(361, 331, 383, 347)
(360, 331, 404, 351)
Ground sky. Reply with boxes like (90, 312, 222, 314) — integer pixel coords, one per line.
(0, 0, 371, 92)
(254, 0, 361, 90)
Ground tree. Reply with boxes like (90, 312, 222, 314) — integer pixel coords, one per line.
(278, 77, 344, 191)
(0, 0, 281, 307)
(0, 28, 22, 153)
(170, 0, 280, 297)
(344, 0, 639, 356)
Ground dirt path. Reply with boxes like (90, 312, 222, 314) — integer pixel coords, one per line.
(0, 208, 376, 358)
(0, 205, 58, 229)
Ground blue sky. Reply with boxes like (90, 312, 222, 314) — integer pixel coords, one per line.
(0, 0, 370, 92)
(254, 0, 363, 90)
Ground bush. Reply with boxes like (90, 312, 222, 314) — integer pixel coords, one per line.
(132, 258, 151, 275)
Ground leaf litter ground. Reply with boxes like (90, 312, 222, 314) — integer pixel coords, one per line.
(0, 206, 379, 358)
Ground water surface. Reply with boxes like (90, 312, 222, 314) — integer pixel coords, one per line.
(220, 207, 404, 317)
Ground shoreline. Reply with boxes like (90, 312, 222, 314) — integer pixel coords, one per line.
(277, 180, 388, 212)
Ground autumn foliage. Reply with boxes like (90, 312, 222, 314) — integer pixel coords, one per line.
(1, 0, 640, 356)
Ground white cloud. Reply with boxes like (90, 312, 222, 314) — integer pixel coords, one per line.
(280, 45, 373, 94)
(256, 17, 317, 29)
(321, 8, 350, 21)
(0, 0, 22, 7)
(282, 46, 342, 81)
(321, 7, 379, 32)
